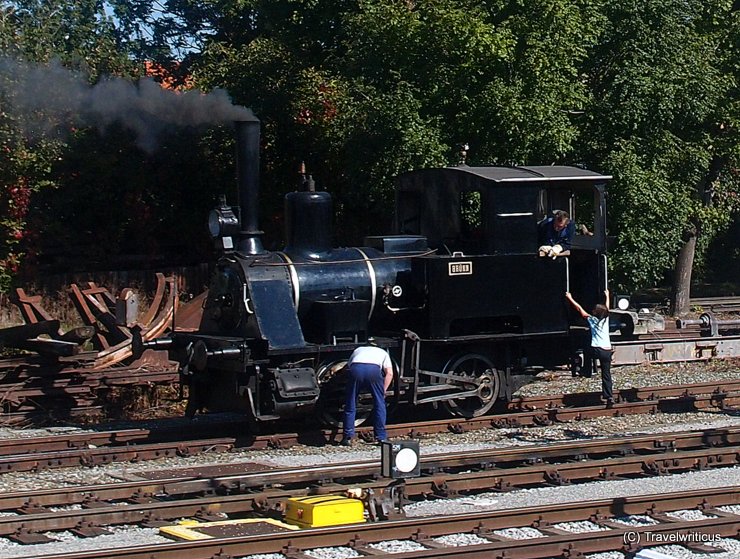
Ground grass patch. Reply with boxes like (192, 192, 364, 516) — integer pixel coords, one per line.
(100, 384, 187, 420)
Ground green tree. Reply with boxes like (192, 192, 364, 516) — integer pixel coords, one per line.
(0, 1, 131, 75)
(158, 0, 603, 241)
(0, 0, 136, 290)
(5, 0, 737, 304)
(0, 1, 237, 290)
(581, 0, 740, 313)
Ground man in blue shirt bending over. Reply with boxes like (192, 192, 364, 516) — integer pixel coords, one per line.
(340, 339, 394, 446)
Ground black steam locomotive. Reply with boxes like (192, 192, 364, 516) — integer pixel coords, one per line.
(153, 118, 640, 426)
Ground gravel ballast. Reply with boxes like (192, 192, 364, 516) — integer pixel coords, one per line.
(0, 359, 737, 558)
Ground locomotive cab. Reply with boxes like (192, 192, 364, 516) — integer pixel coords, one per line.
(395, 165, 611, 344)
(395, 166, 608, 256)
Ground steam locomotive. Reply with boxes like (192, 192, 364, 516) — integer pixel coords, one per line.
(150, 118, 650, 426)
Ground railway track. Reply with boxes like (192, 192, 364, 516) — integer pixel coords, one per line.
(1, 428, 738, 555)
(689, 295, 740, 313)
(0, 379, 737, 473)
(37, 488, 737, 559)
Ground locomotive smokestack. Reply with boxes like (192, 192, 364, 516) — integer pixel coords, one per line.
(235, 119, 266, 255)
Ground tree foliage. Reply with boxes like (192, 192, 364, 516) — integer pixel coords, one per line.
(0, 1, 233, 290)
(0, 0, 131, 74)
(580, 0, 740, 298)
(0, 0, 136, 290)
(180, 0, 605, 240)
(0, 0, 738, 300)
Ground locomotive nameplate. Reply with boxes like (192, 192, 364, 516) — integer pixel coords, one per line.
(448, 261, 473, 276)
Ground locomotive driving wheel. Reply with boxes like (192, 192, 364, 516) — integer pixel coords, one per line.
(315, 360, 372, 428)
(441, 353, 500, 418)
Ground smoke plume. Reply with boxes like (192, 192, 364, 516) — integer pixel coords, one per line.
(0, 57, 256, 151)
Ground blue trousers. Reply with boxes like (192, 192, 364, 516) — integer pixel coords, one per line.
(343, 363, 387, 441)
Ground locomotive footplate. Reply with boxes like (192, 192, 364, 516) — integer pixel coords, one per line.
(262, 335, 401, 356)
(407, 331, 571, 342)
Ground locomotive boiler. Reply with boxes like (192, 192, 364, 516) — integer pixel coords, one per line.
(153, 117, 648, 426)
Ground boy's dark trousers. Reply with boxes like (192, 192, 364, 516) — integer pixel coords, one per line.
(582, 346, 614, 401)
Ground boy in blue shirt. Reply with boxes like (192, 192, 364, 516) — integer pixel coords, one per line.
(565, 289, 614, 408)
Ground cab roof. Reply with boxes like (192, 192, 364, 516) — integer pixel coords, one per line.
(398, 165, 612, 183)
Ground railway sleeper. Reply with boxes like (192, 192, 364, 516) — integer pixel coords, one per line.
(490, 417, 522, 428)
(543, 470, 571, 486)
(687, 541, 729, 554)
(412, 537, 448, 549)
(536, 522, 579, 536)
(430, 478, 453, 497)
(703, 429, 736, 447)
(653, 439, 677, 451)
(9, 526, 55, 545)
(193, 507, 227, 522)
(649, 511, 684, 524)
(599, 518, 639, 530)
(412, 531, 448, 549)
(127, 491, 156, 504)
(589, 512, 608, 524)
(282, 544, 313, 559)
(221, 481, 247, 494)
(81, 496, 110, 508)
(16, 499, 47, 514)
(470, 526, 507, 541)
(429, 482, 448, 497)
(71, 520, 109, 538)
(693, 457, 709, 470)
(562, 545, 588, 559)
(703, 506, 738, 517)
(643, 460, 669, 476)
(699, 453, 728, 468)
(598, 468, 622, 481)
(351, 537, 388, 556)
(250, 495, 286, 515)
(492, 478, 514, 492)
(139, 512, 169, 528)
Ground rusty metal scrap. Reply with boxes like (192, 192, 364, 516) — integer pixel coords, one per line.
(0, 274, 188, 419)
(93, 274, 178, 369)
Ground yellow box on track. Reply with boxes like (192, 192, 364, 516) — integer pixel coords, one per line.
(284, 495, 366, 528)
